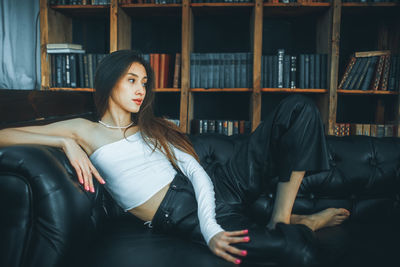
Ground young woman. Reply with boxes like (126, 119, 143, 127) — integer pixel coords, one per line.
(0, 50, 349, 266)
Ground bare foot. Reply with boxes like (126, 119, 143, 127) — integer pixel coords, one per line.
(291, 208, 350, 231)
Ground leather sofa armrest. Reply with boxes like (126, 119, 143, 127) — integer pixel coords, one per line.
(0, 145, 99, 267)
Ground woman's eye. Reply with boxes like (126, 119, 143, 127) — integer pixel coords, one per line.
(142, 83, 147, 87)
(129, 79, 135, 83)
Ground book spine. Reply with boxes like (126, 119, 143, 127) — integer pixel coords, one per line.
(56, 54, 62, 87)
(321, 54, 327, 89)
(355, 56, 371, 90)
(61, 54, 66, 87)
(343, 57, 361, 90)
(190, 53, 195, 88)
(78, 54, 84, 88)
(315, 54, 320, 89)
(283, 55, 290, 88)
(208, 120, 215, 133)
(70, 54, 77, 88)
(272, 55, 278, 88)
(234, 53, 240, 88)
(338, 56, 356, 89)
(290, 56, 297, 88)
(230, 53, 235, 88)
(219, 53, 224, 88)
(379, 55, 390, 91)
(277, 49, 284, 88)
(233, 120, 239, 135)
(213, 53, 219, 89)
(240, 53, 246, 88)
(360, 56, 378, 91)
(268, 55, 273, 88)
(173, 53, 180, 88)
(51, 54, 56, 87)
(349, 57, 367, 90)
(160, 54, 166, 88)
(224, 53, 231, 89)
(299, 54, 305, 89)
(309, 54, 315, 89)
(304, 54, 310, 88)
(388, 55, 396, 91)
(261, 55, 266, 88)
(371, 55, 385, 90)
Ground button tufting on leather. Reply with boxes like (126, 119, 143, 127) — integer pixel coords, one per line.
(369, 158, 377, 166)
(268, 193, 274, 199)
(309, 193, 315, 199)
(205, 155, 214, 164)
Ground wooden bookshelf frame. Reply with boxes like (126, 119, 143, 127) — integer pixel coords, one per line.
(39, 0, 400, 136)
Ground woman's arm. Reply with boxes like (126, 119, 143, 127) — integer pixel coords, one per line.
(0, 118, 105, 192)
(172, 146, 249, 264)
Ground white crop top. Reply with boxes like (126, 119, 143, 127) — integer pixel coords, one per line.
(89, 131, 224, 244)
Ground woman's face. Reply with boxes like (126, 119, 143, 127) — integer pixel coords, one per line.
(109, 62, 147, 114)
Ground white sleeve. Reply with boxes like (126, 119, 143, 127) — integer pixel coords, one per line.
(171, 145, 225, 245)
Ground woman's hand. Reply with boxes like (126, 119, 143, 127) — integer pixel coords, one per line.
(62, 137, 105, 193)
(208, 230, 250, 265)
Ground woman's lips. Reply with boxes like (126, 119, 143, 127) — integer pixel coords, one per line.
(133, 100, 142, 105)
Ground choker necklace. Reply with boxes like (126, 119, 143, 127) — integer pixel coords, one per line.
(98, 120, 135, 129)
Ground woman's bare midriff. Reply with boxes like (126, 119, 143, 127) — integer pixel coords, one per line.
(126, 182, 171, 222)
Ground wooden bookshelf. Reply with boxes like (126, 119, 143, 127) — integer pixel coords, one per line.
(39, 0, 400, 136)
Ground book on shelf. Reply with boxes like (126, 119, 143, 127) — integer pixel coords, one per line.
(190, 52, 252, 89)
(261, 51, 326, 89)
(47, 43, 83, 50)
(142, 53, 180, 89)
(339, 51, 400, 91)
(191, 119, 251, 136)
(49, 53, 107, 88)
(336, 123, 398, 137)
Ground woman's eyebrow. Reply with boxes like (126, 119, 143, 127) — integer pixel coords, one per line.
(127, 73, 147, 79)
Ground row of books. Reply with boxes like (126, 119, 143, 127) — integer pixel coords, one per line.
(142, 53, 181, 89)
(191, 119, 252, 135)
(334, 123, 398, 137)
(339, 51, 399, 91)
(262, 50, 328, 89)
(49, 0, 110, 4)
(50, 53, 107, 88)
(190, 53, 252, 89)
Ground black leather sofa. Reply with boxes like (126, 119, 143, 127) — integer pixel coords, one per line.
(1, 133, 400, 267)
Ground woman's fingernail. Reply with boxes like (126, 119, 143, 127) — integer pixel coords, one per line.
(235, 259, 241, 264)
(90, 188, 95, 193)
(101, 180, 106, 184)
(243, 236, 250, 242)
(85, 185, 89, 191)
(243, 229, 249, 234)
(241, 250, 247, 256)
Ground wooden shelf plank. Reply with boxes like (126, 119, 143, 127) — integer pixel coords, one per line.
(337, 89, 399, 95)
(191, 88, 252, 92)
(342, 3, 400, 7)
(263, 2, 331, 17)
(49, 87, 95, 92)
(191, 3, 254, 7)
(50, 5, 109, 17)
(153, 88, 181, 92)
(262, 88, 328, 93)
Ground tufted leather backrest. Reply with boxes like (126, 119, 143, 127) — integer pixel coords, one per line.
(188, 134, 400, 225)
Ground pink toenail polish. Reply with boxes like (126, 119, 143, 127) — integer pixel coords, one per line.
(235, 259, 241, 264)
(241, 250, 247, 256)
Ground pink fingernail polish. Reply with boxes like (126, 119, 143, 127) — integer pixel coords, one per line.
(90, 188, 95, 193)
(243, 236, 250, 242)
(85, 185, 89, 191)
(241, 250, 247, 256)
(243, 229, 249, 234)
(235, 259, 241, 264)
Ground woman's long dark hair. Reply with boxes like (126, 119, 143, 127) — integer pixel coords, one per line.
(94, 50, 199, 168)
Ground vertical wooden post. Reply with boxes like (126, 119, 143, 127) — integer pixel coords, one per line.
(40, 0, 50, 90)
(251, 0, 263, 132)
(110, 0, 131, 53)
(180, 0, 193, 133)
(327, 0, 341, 135)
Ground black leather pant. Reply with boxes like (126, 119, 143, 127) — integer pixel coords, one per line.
(152, 95, 330, 266)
